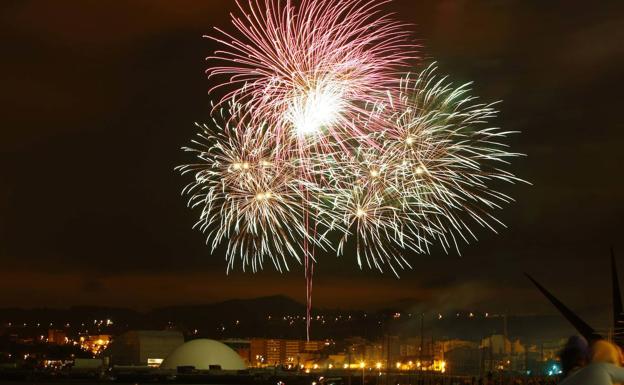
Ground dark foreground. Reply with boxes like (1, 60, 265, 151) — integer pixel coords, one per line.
(0, 370, 560, 385)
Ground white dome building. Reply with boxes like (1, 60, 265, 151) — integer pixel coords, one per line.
(161, 339, 246, 371)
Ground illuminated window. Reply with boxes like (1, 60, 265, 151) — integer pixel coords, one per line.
(147, 358, 164, 368)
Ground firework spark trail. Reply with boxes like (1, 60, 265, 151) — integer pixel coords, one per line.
(384, 64, 525, 254)
(177, 105, 328, 273)
(305, 145, 428, 275)
(179, 0, 525, 340)
(206, 0, 417, 151)
(277, 63, 525, 273)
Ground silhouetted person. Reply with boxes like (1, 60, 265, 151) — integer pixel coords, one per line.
(560, 339, 624, 384)
(559, 336, 589, 378)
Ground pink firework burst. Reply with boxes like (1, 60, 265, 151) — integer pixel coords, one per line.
(206, 0, 417, 148)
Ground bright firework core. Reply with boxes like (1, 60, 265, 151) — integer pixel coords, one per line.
(286, 80, 346, 137)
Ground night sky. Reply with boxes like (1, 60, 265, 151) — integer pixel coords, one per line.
(1, 0, 623, 327)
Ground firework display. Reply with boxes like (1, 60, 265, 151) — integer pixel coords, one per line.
(178, 0, 523, 337)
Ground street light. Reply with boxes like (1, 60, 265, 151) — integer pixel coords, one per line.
(360, 361, 366, 385)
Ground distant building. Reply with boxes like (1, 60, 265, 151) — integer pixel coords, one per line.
(47, 329, 68, 345)
(365, 342, 383, 363)
(245, 338, 326, 366)
(161, 339, 246, 371)
(79, 334, 111, 355)
(480, 334, 532, 373)
(445, 346, 481, 375)
(381, 335, 401, 365)
(72, 358, 104, 371)
(399, 337, 420, 357)
(221, 339, 251, 365)
(481, 335, 513, 356)
(538, 339, 567, 362)
(105, 330, 184, 366)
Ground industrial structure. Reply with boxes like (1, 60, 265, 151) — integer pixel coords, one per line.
(527, 248, 622, 344)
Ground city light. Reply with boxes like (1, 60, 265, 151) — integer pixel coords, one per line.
(547, 364, 562, 376)
(2, 324, 573, 380)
